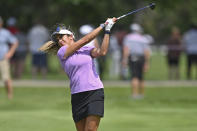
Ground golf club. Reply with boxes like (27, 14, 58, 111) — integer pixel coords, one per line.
(117, 3, 156, 20)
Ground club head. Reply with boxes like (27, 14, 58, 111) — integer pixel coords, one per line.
(149, 3, 156, 10)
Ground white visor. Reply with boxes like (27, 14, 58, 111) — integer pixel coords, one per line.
(51, 28, 74, 42)
(58, 29, 73, 35)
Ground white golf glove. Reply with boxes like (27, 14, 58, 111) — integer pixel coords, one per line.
(105, 18, 115, 32)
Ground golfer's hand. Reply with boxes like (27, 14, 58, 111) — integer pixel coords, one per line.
(112, 17, 117, 22)
(105, 17, 117, 32)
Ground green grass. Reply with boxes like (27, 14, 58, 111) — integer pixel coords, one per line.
(1, 86, 197, 131)
(145, 53, 188, 80)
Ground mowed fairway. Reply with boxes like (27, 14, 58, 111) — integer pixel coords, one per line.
(0, 86, 197, 131)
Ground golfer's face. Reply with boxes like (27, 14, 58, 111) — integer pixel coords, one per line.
(58, 34, 71, 46)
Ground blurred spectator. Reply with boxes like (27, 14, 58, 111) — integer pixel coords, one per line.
(109, 32, 121, 79)
(144, 34, 154, 45)
(183, 24, 197, 79)
(97, 52, 107, 80)
(122, 23, 151, 99)
(115, 27, 128, 80)
(79, 24, 100, 74)
(0, 16, 18, 99)
(143, 34, 154, 55)
(166, 27, 182, 80)
(7, 17, 28, 79)
(6, 17, 19, 34)
(27, 21, 49, 79)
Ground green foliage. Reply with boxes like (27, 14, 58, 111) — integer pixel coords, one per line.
(1, 0, 197, 40)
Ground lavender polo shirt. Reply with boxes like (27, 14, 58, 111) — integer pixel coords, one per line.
(57, 45, 104, 94)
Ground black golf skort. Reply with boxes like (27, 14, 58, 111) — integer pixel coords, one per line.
(71, 88, 104, 123)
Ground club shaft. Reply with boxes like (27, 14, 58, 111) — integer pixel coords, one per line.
(117, 4, 153, 20)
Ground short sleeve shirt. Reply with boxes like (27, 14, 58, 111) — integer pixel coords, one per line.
(183, 29, 197, 54)
(27, 25, 49, 53)
(0, 28, 18, 60)
(123, 33, 150, 56)
(57, 45, 103, 94)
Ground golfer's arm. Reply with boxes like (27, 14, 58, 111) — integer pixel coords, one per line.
(64, 26, 103, 58)
(91, 34, 110, 58)
(94, 38, 99, 48)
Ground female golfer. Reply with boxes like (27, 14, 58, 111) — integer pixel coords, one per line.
(39, 17, 116, 131)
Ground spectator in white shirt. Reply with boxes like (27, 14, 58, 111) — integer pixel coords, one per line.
(0, 16, 18, 99)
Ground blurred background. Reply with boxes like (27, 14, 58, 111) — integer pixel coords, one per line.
(0, 0, 197, 131)
(0, 0, 197, 80)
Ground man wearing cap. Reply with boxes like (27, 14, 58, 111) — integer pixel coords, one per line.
(122, 23, 151, 99)
(0, 16, 18, 99)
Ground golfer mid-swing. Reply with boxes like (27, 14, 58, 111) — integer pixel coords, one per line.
(39, 17, 116, 131)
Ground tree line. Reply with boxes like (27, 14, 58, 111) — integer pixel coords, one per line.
(0, 0, 197, 43)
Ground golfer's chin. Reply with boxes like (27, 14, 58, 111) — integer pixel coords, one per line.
(59, 42, 66, 47)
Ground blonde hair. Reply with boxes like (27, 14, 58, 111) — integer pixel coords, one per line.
(39, 24, 74, 54)
(39, 40, 61, 54)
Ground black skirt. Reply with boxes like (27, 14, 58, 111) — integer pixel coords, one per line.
(71, 88, 104, 123)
